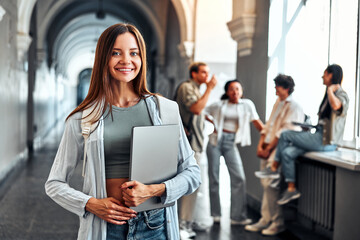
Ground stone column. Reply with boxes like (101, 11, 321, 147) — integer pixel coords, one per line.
(17, 33, 32, 61)
(177, 40, 194, 79)
(227, 0, 257, 57)
(178, 40, 194, 64)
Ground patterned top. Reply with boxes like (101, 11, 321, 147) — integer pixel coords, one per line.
(175, 79, 205, 152)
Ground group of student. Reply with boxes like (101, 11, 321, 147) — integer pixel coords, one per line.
(44, 23, 349, 240)
(175, 62, 348, 238)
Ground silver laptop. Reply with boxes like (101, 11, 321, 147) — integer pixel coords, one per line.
(129, 124, 180, 212)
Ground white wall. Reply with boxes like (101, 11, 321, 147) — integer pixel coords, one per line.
(0, 1, 28, 181)
(194, 0, 237, 105)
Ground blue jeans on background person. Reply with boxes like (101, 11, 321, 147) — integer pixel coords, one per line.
(206, 132, 247, 221)
(106, 208, 167, 240)
(275, 127, 337, 183)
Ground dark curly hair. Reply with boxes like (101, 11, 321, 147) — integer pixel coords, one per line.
(274, 74, 295, 95)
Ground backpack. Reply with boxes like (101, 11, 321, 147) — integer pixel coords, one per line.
(80, 95, 179, 177)
(173, 80, 194, 143)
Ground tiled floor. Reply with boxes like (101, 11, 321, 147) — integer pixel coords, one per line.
(0, 121, 329, 240)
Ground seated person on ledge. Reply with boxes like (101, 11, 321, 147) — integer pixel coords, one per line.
(247, 74, 303, 236)
(256, 64, 349, 205)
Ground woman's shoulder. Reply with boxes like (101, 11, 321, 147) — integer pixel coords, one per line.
(66, 111, 82, 121)
(336, 87, 349, 100)
(240, 98, 256, 107)
(147, 94, 180, 107)
(65, 112, 83, 130)
(59, 111, 84, 138)
(207, 100, 224, 108)
(288, 99, 303, 111)
(241, 98, 254, 103)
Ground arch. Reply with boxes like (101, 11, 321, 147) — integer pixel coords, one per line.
(171, 0, 195, 44)
(17, 0, 37, 34)
(17, 0, 37, 60)
(52, 13, 120, 85)
(170, 0, 196, 58)
(227, 0, 257, 57)
(37, 0, 164, 65)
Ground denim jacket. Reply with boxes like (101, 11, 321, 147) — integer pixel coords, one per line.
(45, 95, 201, 240)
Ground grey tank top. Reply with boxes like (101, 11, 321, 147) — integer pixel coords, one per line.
(104, 99, 152, 178)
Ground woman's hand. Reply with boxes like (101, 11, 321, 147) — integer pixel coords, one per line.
(85, 197, 137, 225)
(121, 181, 165, 207)
(257, 148, 268, 159)
(327, 84, 343, 111)
(327, 84, 341, 93)
(257, 145, 270, 159)
(261, 148, 271, 159)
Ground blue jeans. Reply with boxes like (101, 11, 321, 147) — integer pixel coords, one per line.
(106, 208, 166, 240)
(275, 128, 336, 183)
(206, 132, 247, 221)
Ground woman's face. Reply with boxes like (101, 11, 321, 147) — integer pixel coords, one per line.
(108, 32, 142, 84)
(275, 85, 289, 100)
(227, 82, 243, 103)
(322, 70, 333, 86)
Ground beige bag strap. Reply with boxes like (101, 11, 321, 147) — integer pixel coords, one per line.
(80, 105, 100, 177)
(155, 95, 180, 125)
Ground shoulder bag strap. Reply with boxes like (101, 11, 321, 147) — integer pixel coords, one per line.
(80, 105, 100, 177)
(155, 95, 180, 125)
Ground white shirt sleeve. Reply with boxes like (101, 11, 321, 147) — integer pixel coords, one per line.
(246, 99, 260, 121)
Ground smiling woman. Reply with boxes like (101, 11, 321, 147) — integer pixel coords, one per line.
(108, 32, 143, 107)
(109, 33, 141, 82)
(204, 79, 264, 226)
(44, 23, 201, 240)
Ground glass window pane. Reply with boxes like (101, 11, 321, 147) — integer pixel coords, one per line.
(267, 0, 331, 125)
(286, 0, 302, 23)
(329, 0, 358, 141)
(284, 1, 330, 124)
(268, 0, 283, 57)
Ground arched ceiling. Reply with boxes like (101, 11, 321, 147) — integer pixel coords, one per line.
(17, 0, 197, 87)
(53, 13, 121, 86)
(36, 0, 166, 86)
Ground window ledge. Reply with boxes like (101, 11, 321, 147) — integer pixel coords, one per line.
(303, 148, 360, 171)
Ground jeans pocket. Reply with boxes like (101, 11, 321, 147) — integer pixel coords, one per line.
(144, 208, 165, 230)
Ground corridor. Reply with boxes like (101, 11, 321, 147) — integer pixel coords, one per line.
(1, 0, 360, 239)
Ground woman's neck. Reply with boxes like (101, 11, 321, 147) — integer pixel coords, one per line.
(228, 99, 239, 104)
(110, 80, 140, 108)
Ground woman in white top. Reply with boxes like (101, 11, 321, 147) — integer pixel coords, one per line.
(205, 80, 263, 225)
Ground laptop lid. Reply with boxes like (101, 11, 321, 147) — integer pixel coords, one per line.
(129, 124, 179, 212)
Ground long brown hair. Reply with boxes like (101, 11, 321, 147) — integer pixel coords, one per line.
(67, 23, 153, 123)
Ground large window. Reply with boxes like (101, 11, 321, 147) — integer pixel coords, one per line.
(328, 0, 358, 142)
(267, 0, 359, 147)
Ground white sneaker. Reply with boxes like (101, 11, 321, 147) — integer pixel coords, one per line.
(231, 218, 252, 225)
(213, 216, 221, 224)
(255, 167, 280, 179)
(180, 229, 196, 239)
(179, 220, 196, 239)
(244, 221, 269, 232)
